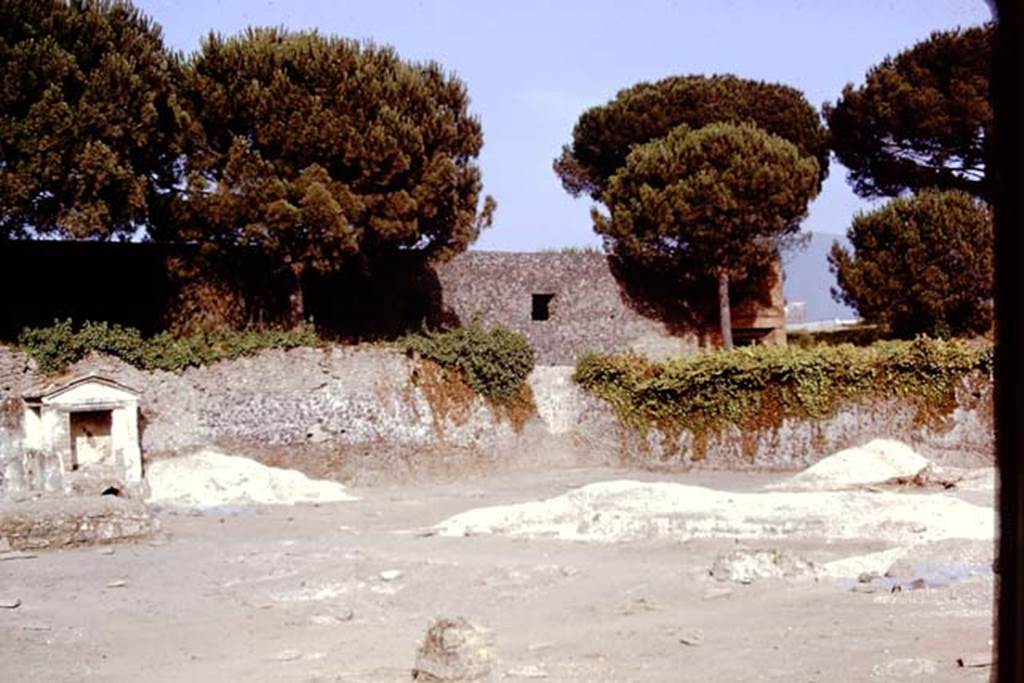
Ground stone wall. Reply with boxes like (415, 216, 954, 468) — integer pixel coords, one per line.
(567, 372, 994, 470)
(0, 345, 993, 496)
(0, 350, 34, 493)
(0, 496, 158, 550)
(0, 346, 580, 490)
(435, 251, 699, 364)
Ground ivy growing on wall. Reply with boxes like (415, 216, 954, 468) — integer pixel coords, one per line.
(18, 320, 319, 374)
(573, 337, 991, 440)
(399, 321, 536, 405)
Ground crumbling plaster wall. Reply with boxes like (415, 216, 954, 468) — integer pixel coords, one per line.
(0, 345, 994, 492)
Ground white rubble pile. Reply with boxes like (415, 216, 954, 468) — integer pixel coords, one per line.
(819, 547, 909, 579)
(710, 549, 818, 584)
(433, 480, 993, 546)
(767, 439, 931, 491)
(146, 450, 358, 507)
(708, 545, 987, 583)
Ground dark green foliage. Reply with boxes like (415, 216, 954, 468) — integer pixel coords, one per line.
(554, 74, 829, 201)
(18, 319, 94, 374)
(18, 320, 318, 374)
(400, 322, 535, 403)
(574, 338, 991, 437)
(174, 28, 495, 321)
(596, 122, 820, 281)
(0, 0, 188, 238)
(787, 324, 887, 349)
(829, 190, 993, 338)
(595, 122, 820, 346)
(824, 24, 992, 199)
(139, 327, 318, 371)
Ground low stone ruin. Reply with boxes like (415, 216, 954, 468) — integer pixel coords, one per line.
(0, 495, 158, 551)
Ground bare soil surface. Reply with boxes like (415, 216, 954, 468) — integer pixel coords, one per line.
(0, 467, 994, 682)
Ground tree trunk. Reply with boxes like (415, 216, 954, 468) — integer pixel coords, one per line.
(288, 265, 306, 329)
(718, 271, 734, 351)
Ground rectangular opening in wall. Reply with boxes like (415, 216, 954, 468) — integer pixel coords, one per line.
(531, 293, 555, 321)
(69, 410, 113, 470)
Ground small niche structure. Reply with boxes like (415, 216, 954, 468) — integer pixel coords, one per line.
(22, 375, 142, 493)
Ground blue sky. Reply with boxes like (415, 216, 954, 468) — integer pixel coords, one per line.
(136, 0, 991, 252)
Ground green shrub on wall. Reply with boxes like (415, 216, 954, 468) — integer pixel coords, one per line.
(574, 337, 991, 439)
(787, 324, 887, 348)
(18, 320, 319, 373)
(400, 321, 536, 403)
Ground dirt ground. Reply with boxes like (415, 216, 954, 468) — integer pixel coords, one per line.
(0, 467, 995, 682)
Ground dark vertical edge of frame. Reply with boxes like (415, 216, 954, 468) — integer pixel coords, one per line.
(994, 1, 1023, 681)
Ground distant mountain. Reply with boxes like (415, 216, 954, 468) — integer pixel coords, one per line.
(782, 232, 858, 323)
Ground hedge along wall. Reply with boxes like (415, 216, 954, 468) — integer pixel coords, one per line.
(572, 338, 994, 468)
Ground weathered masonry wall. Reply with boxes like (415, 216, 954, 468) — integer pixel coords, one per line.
(435, 252, 700, 364)
(0, 346, 993, 496)
(572, 373, 994, 471)
(0, 496, 158, 550)
(0, 346, 565, 489)
(434, 251, 788, 364)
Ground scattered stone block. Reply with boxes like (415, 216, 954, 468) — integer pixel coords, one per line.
(505, 664, 548, 678)
(678, 629, 705, 647)
(412, 617, 496, 681)
(710, 548, 817, 584)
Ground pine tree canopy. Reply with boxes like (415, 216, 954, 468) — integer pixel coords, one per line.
(554, 74, 829, 202)
(0, 0, 188, 239)
(824, 24, 992, 200)
(173, 27, 494, 274)
(595, 122, 820, 283)
(829, 189, 993, 337)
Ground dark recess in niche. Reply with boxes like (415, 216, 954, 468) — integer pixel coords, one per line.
(532, 294, 555, 321)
